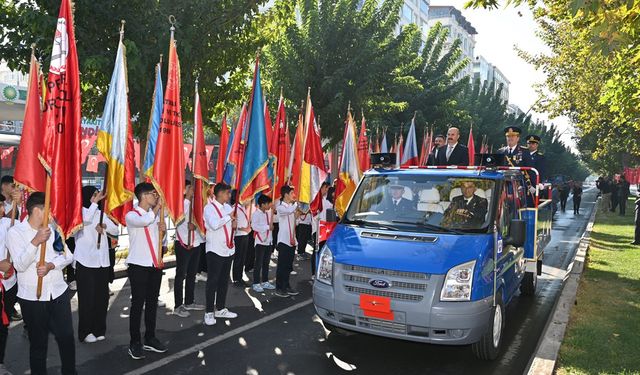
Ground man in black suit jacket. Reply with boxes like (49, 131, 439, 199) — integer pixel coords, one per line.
(435, 127, 469, 166)
(427, 134, 446, 166)
(443, 181, 488, 227)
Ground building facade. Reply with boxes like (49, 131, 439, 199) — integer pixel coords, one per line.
(427, 6, 477, 81)
(473, 55, 510, 103)
(398, 0, 431, 39)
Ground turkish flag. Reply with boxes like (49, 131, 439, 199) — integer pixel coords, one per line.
(15, 53, 46, 192)
(152, 34, 185, 224)
(39, 0, 83, 238)
(80, 136, 96, 164)
(86, 155, 99, 173)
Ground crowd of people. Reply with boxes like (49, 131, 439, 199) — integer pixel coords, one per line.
(596, 175, 632, 215)
(0, 175, 336, 374)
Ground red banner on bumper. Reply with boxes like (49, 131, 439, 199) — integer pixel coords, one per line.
(360, 294, 394, 321)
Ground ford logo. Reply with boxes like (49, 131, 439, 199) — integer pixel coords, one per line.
(369, 279, 391, 288)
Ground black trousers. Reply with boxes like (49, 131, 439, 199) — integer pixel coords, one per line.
(296, 224, 312, 255)
(198, 245, 208, 274)
(253, 244, 272, 284)
(0, 284, 13, 364)
(611, 192, 619, 211)
(127, 264, 163, 345)
(272, 223, 279, 252)
(619, 196, 627, 215)
(174, 241, 202, 307)
(245, 234, 255, 271)
(76, 263, 109, 341)
(232, 235, 250, 282)
(19, 291, 76, 375)
(108, 243, 116, 283)
(276, 243, 295, 291)
(560, 194, 568, 212)
(573, 198, 582, 214)
(3, 284, 17, 320)
(635, 216, 640, 243)
(205, 252, 232, 312)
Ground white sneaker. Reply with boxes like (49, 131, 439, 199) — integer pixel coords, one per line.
(261, 282, 276, 290)
(196, 273, 208, 282)
(83, 334, 97, 343)
(214, 308, 238, 319)
(68, 281, 77, 291)
(252, 283, 264, 293)
(172, 305, 190, 318)
(96, 335, 106, 341)
(204, 312, 216, 326)
(157, 299, 166, 308)
(184, 303, 205, 311)
(290, 270, 298, 276)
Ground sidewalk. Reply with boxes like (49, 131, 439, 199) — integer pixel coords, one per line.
(555, 204, 640, 374)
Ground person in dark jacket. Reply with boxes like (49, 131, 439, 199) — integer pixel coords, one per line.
(434, 127, 469, 166)
(632, 193, 640, 245)
(617, 176, 630, 215)
(559, 182, 570, 213)
(572, 182, 583, 215)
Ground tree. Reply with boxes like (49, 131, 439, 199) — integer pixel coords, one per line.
(263, 0, 423, 146)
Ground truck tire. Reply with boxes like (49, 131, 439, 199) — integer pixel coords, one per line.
(520, 271, 537, 296)
(472, 292, 504, 360)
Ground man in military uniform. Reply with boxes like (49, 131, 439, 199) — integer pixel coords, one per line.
(497, 126, 525, 167)
(522, 134, 546, 184)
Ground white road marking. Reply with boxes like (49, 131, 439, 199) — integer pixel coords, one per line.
(123, 298, 313, 375)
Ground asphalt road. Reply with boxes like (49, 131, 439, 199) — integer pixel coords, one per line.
(3, 188, 599, 375)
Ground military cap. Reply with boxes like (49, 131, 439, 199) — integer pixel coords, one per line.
(504, 126, 522, 136)
(525, 134, 541, 144)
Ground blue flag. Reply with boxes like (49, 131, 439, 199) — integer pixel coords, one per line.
(143, 62, 163, 177)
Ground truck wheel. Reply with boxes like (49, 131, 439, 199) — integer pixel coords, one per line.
(520, 271, 537, 296)
(472, 293, 504, 360)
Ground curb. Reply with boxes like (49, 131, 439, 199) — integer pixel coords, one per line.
(112, 255, 177, 279)
(525, 198, 599, 375)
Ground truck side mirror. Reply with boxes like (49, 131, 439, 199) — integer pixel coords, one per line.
(326, 208, 338, 223)
(504, 219, 526, 248)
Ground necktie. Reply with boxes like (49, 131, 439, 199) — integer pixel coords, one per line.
(446, 146, 453, 160)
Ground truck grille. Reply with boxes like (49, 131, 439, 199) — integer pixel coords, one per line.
(343, 274, 427, 291)
(357, 316, 407, 334)
(344, 285, 423, 302)
(343, 265, 429, 280)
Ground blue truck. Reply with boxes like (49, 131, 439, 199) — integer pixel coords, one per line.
(313, 166, 552, 360)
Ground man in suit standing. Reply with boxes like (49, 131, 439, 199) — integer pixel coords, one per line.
(443, 181, 488, 228)
(435, 127, 469, 166)
(498, 126, 525, 167)
(427, 134, 446, 166)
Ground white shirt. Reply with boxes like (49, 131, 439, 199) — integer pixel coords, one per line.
(7, 220, 72, 301)
(74, 203, 119, 268)
(176, 199, 204, 247)
(0, 218, 17, 290)
(204, 200, 235, 257)
(313, 197, 333, 234)
(272, 199, 281, 224)
(3, 201, 19, 219)
(125, 206, 162, 267)
(297, 210, 312, 226)
(234, 205, 251, 237)
(277, 201, 298, 247)
(251, 208, 272, 246)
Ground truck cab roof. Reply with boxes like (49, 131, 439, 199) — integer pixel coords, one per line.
(365, 167, 524, 181)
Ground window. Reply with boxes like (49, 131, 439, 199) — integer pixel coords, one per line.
(402, 4, 413, 23)
(420, 0, 429, 15)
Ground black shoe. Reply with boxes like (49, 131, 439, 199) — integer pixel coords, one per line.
(233, 280, 249, 288)
(286, 288, 300, 296)
(631, 242, 640, 245)
(274, 289, 289, 298)
(143, 337, 167, 353)
(129, 343, 146, 360)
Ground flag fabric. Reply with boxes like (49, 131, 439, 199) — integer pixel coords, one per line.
(299, 93, 328, 214)
(191, 83, 208, 234)
(216, 114, 230, 182)
(239, 58, 270, 203)
(401, 118, 419, 167)
(270, 96, 290, 199)
(335, 111, 361, 217)
(467, 126, 475, 166)
(380, 132, 388, 153)
(142, 61, 163, 178)
(264, 97, 275, 195)
(288, 111, 304, 191)
(151, 32, 185, 224)
(14, 51, 46, 192)
(38, 0, 83, 238)
(264, 97, 273, 155)
(96, 35, 135, 226)
(357, 114, 370, 172)
(395, 133, 404, 168)
(223, 105, 247, 188)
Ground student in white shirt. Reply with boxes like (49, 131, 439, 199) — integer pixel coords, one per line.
(231, 191, 251, 287)
(0, 194, 16, 373)
(124, 183, 167, 359)
(295, 202, 313, 260)
(0, 176, 21, 222)
(172, 180, 206, 318)
(203, 182, 238, 326)
(250, 194, 275, 293)
(275, 185, 301, 297)
(74, 186, 118, 343)
(7, 192, 75, 375)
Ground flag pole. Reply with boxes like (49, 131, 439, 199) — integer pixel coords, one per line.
(36, 175, 51, 299)
(187, 76, 199, 248)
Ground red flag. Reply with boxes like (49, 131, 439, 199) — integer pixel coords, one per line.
(183, 144, 193, 170)
(1, 147, 15, 169)
(357, 114, 370, 172)
(152, 31, 184, 223)
(467, 126, 475, 166)
(302, 102, 327, 215)
(39, 0, 83, 238)
(270, 97, 290, 199)
(216, 115, 230, 182)
(289, 111, 304, 191)
(264, 97, 273, 155)
(15, 52, 46, 192)
(191, 83, 208, 235)
(223, 104, 247, 188)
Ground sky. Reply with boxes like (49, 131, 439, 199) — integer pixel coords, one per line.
(430, 0, 575, 149)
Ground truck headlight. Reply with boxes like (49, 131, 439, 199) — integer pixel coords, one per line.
(440, 260, 476, 301)
(316, 245, 333, 286)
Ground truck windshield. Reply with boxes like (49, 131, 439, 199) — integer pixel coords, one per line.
(343, 174, 495, 233)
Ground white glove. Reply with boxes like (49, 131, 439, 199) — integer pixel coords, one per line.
(529, 186, 536, 195)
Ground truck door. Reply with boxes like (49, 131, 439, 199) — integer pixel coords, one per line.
(497, 179, 524, 301)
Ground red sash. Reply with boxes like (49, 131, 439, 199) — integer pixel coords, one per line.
(0, 283, 8, 326)
(133, 210, 163, 269)
(254, 211, 270, 243)
(212, 203, 234, 249)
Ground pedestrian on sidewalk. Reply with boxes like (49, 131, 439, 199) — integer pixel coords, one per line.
(74, 187, 118, 343)
(617, 176, 630, 216)
(559, 182, 569, 213)
(172, 180, 206, 318)
(275, 186, 301, 298)
(203, 182, 238, 326)
(124, 183, 168, 360)
(632, 193, 640, 245)
(7, 192, 76, 375)
(251, 194, 276, 293)
(572, 182, 583, 215)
